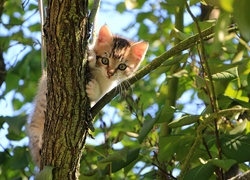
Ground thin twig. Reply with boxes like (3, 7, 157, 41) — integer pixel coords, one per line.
(152, 162, 177, 179)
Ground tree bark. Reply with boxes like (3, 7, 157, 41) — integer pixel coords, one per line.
(43, 0, 91, 179)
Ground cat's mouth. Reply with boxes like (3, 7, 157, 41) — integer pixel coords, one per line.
(106, 75, 114, 80)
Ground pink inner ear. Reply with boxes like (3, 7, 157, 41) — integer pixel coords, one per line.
(97, 25, 113, 44)
(131, 42, 149, 60)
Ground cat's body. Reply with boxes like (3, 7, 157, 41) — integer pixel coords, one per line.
(27, 25, 148, 167)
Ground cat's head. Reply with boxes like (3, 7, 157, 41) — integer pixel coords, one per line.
(93, 25, 149, 81)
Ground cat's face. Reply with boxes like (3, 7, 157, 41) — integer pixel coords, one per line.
(93, 25, 148, 81)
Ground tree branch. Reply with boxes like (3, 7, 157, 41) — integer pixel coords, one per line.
(91, 25, 239, 117)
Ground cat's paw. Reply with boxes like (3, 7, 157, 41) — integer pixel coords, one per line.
(88, 49, 96, 68)
(86, 79, 101, 101)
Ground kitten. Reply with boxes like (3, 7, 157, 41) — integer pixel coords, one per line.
(86, 25, 149, 104)
(27, 25, 148, 167)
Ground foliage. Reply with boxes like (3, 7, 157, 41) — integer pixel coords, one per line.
(0, 0, 250, 179)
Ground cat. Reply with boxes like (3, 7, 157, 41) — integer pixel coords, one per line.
(86, 25, 149, 104)
(27, 25, 148, 167)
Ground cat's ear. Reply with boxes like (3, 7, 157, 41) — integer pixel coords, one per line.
(130, 41, 149, 60)
(96, 25, 113, 45)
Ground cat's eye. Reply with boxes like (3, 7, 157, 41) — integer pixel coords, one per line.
(118, 63, 127, 71)
(101, 58, 109, 65)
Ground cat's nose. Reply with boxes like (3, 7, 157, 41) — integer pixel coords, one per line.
(107, 70, 115, 77)
(107, 71, 114, 77)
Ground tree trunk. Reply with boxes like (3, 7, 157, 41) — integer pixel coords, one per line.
(42, 0, 91, 179)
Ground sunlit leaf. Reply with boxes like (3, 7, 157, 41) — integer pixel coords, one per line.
(166, 0, 186, 6)
(219, 0, 234, 13)
(168, 115, 200, 128)
(212, 67, 238, 81)
(125, 0, 138, 10)
(229, 119, 247, 135)
(172, 28, 189, 40)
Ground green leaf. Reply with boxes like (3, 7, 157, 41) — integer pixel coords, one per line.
(229, 119, 248, 135)
(116, 2, 126, 13)
(81, 168, 99, 179)
(168, 115, 200, 128)
(172, 28, 190, 40)
(125, 0, 138, 9)
(212, 13, 231, 54)
(208, 159, 237, 171)
(166, 0, 186, 6)
(112, 131, 125, 144)
(233, 0, 250, 41)
(112, 148, 140, 173)
(9, 147, 29, 170)
(195, 75, 206, 89)
(219, 0, 234, 13)
(99, 147, 129, 164)
(222, 44, 238, 54)
(29, 22, 42, 32)
(159, 135, 194, 161)
(221, 134, 250, 163)
(35, 166, 54, 180)
(138, 115, 157, 143)
(212, 67, 238, 81)
(3, 116, 27, 140)
(155, 105, 175, 124)
(124, 150, 143, 175)
(5, 73, 20, 93)
(184, 163, 216, 180)
(9, 16, 23, 25)
(142, 170, 157, 179)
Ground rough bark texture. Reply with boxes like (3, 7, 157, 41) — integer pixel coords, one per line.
(43, 0, 91, 179)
